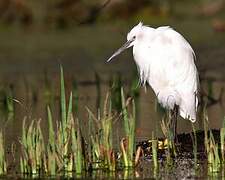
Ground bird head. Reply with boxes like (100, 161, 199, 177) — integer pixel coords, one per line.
(107, 22, 143, 62)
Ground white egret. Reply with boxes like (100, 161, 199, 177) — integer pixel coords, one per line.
(107, 22, 199, 140)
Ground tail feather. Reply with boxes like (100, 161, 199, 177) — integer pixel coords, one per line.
(179, 93, 198, 122)
(156, 89, 198, 122)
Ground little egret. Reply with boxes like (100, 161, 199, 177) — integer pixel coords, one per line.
(107, 22, 199, 140)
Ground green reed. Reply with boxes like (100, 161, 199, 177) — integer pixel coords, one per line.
(151, 132, 158, 169)
(0, 131, 6, 175)
(46, 84, 84, 174)
(161, 118, 175, 165)
(46, 106, 57, 175)
(220, 117, 225, 162)
(86, 93, 115, 171)
(87, 109, 101, 169)
(203, 110, 221, 173)
(16, 66, 225, 178)
(72, 78, 79, 113)
(71, 117, 83, 174)
(60, 66, 68, 160)
(121, 88, 136, 168)
(19, 67, 85, 175)
(57, 67, 82, 173)
(208, 131, 221, 173)
(101, 94, 115, 171)
(20, 118, 45, 174)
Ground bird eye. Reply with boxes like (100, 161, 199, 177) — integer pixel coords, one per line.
(132, 36, 136, 40)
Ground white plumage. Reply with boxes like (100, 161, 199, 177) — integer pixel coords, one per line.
(107, 22, 199, 122)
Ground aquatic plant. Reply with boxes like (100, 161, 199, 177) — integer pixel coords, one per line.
(0, 131, 6, 175)
(160, 118, 176, 165)
(72, 78, 79, 113)
(20, 118, 45, 174)
(121, 88, 136, 168)
(46, 106, 57, 175)
(86, 92, 115, 171)
(208, 131, 221, 173)
(220, 117, 225, 162)
(203, 110, 220, 173)
(45, 70, 84, 175)
(19, 67, 85, 176)
(14, 65, 225, 178)
(151, 132, 158, 169)
(71, 116, 83, 174)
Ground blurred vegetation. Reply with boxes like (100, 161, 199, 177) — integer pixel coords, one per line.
(0, 0, 169, 28)
(1, 0, 224, 29)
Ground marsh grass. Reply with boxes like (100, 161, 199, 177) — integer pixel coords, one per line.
(71, 117, 83, 174)
(72, 79, 79, 114)
(46, 106, 57, 175)
(20, 67, 85, 176)
(151, 132, 158, 169)
(220, 117, 225, 162)
(2, 67, 225, 178)
(0, 131, 6, 175)
(203, 109, 221, 173)
(86, 92, 115, 171)
(20, 118, 45, 175)
(208, 131, 221, 173)
(121, 88, 136, 168)
(47, 96, 84, 175)
(160, 118, 176, 165)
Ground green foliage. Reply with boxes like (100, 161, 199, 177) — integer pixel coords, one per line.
(6, 66, 225, 178)
(20, 67, 84, 175)
(220, 117, 225, 162)
(207, 131, 221, 173)
(20, 119, 45, 174)
(161, 118, 176, 165)
(71, 118, 83, 174)
(86, 93, 115, 171)
(0, 131, 6, 175)
(203, 110, 221, 173)
(47, 106, 56, 175)
(121, 88, 136, 168)
(151, 132, 158, 169)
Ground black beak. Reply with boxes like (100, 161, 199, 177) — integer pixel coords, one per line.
(107, 39, 134, 62)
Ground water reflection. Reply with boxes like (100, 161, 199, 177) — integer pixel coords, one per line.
(0, 70, 224, 144)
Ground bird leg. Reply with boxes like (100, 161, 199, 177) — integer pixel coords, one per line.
(169, 104, 179, 143)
